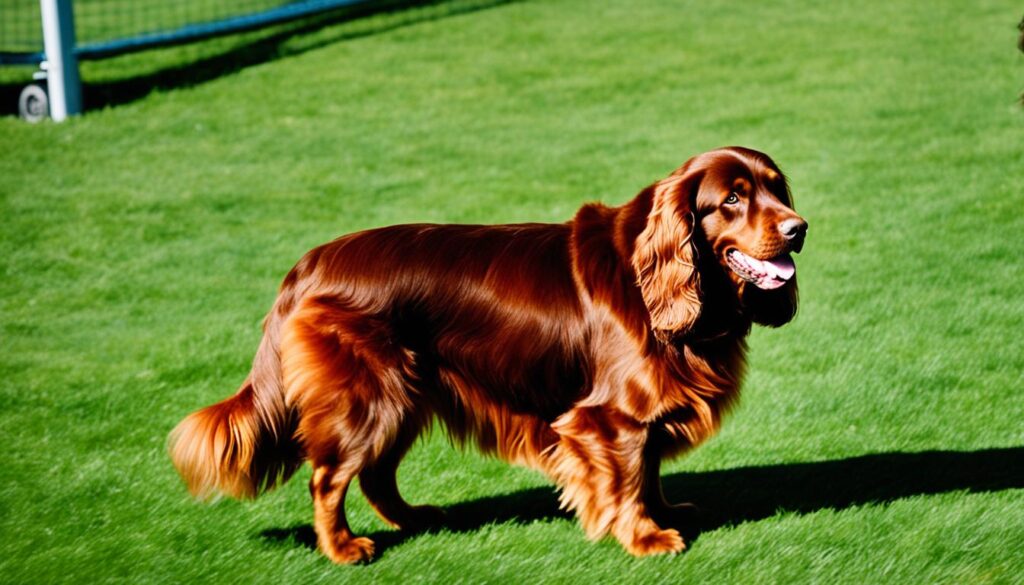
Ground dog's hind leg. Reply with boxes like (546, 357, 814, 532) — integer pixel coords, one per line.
(282, 295, 419, 564)
(309, 461, 375, 564)
(358, 420, 445, 532)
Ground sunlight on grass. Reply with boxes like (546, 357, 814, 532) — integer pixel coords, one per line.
(1, 0, 1023, 582)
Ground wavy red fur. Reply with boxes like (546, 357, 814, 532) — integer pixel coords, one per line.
(169, 146, 806, 563)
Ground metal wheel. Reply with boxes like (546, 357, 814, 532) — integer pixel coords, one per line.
(18, 83, 49, 123)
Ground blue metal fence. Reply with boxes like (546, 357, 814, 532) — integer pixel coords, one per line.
(1, 0, 378, 120)
(75, 0, 374, 60)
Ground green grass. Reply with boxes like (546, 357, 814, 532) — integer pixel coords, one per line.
(2, 0, 1024, 582)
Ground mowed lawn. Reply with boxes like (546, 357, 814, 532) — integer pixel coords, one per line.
(2, 0, 1023, 582)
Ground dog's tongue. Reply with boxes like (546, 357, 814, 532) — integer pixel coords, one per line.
(727, 250, 797, 290)
(761, 255, 795, 281)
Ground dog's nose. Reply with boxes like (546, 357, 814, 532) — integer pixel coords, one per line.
(779, 217, 807, 252)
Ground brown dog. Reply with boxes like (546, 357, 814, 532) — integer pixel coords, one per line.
(170, 147, 807, 563)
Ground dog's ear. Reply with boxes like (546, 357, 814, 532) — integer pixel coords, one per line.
(632, 167, 704, 341)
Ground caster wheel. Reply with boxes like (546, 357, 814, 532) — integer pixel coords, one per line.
(19, 83, 49, 123)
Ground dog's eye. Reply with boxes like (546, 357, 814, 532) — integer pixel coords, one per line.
(725, 192, 740, 205)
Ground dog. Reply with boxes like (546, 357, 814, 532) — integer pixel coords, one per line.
(169, 146, 807, 563)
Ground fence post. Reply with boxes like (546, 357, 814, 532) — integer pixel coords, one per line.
(40, 0, 82, 121)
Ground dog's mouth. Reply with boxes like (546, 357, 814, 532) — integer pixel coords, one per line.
(726, 249, 795, 290)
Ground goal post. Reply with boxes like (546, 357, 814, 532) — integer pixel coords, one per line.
(40, 0, 82, 121)
(5, 0, 379, 122)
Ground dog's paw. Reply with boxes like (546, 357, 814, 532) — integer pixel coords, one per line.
(322, 536, 375, 565)
(630, 527, 686, 556)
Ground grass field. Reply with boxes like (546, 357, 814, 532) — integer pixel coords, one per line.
(2, 0, 1024, 582)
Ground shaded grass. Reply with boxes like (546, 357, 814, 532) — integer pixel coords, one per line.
(261, 447, 1024, 557)
(1, 0, 1023, 582)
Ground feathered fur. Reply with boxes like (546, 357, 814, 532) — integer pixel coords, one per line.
(169, 147, 806, 563)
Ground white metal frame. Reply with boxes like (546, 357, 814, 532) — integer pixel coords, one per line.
(40, 0, 82, 121)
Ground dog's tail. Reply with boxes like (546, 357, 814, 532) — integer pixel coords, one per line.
(169, 278, 304, 500)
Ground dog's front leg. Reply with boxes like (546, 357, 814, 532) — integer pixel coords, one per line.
(547, 405, 686, 556)
(641, 440, 700, 533)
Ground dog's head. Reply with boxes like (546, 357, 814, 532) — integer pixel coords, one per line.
(633, 147, 807, 340)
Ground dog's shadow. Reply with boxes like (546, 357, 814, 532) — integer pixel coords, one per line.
(259, 447, 1024, 558)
